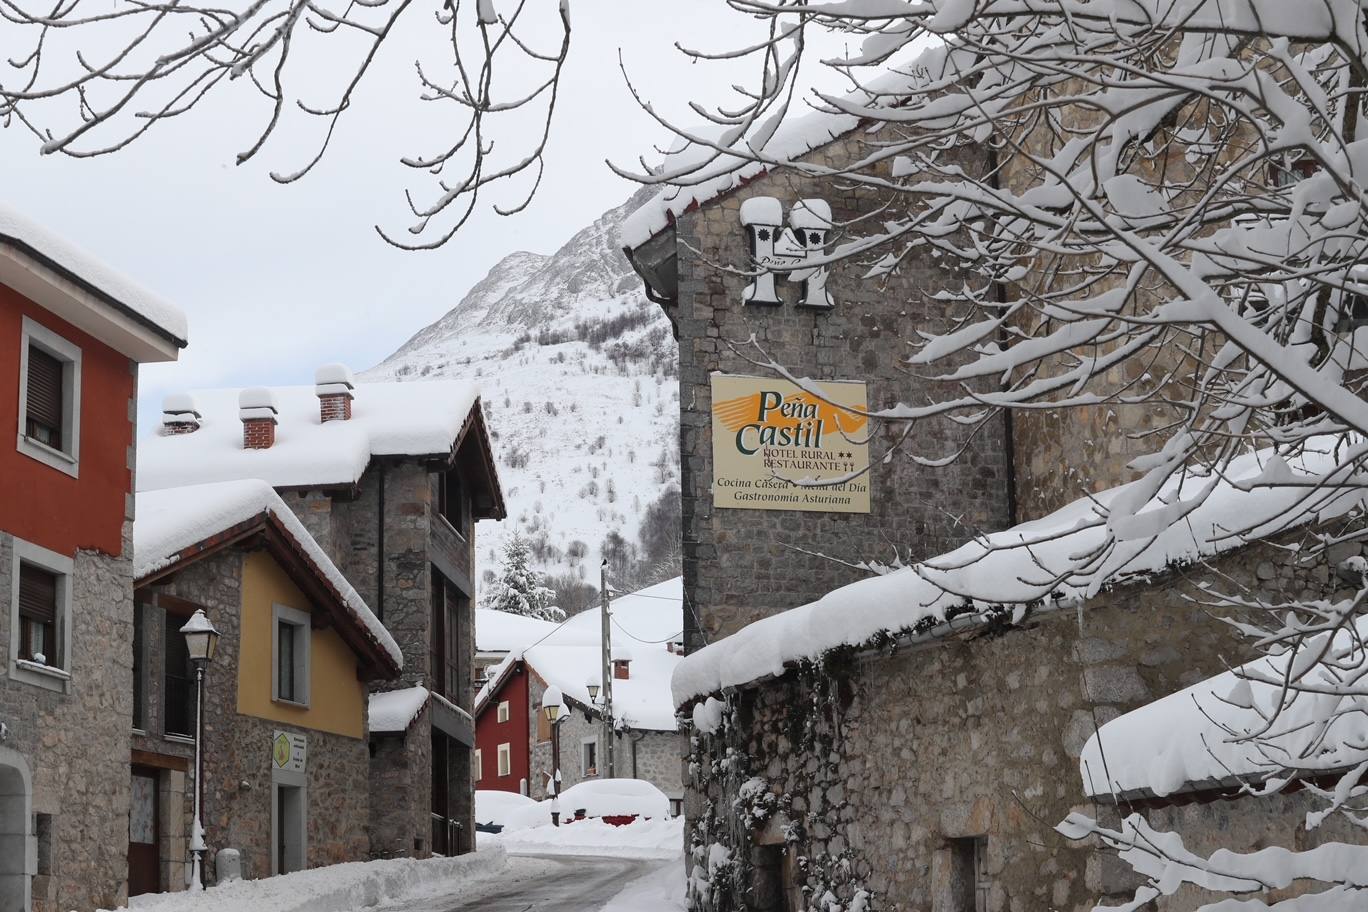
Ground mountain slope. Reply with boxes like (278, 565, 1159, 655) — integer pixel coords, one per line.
(366, 187, 679, 605)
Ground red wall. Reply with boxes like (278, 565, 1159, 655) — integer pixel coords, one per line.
(0, 287, 135, 557)
(475, 661, 531, 793)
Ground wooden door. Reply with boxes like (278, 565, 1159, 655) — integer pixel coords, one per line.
(128, 767, 160, 896)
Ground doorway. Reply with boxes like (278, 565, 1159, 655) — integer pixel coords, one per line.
(128, 767, 160, 896)
(0, 750, 33, 912)
(272, 783, 305, 875)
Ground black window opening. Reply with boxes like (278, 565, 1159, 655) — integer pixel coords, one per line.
(132, 601, 146, 730)
(164, 617, 195, 738)
(278, 619, 298, 703)
(17, 563, 58, 665)
(583, 740, 598, 776)
(431, 572, 466, 701)
(948, 836, 990, 912)
(438, 470, 468, 537)
(25, 346, 64, 451)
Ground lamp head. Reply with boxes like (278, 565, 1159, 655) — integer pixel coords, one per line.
(586, 674, 600, 702)
(541, 685, 565, 723)
(179, 609, 220, 665)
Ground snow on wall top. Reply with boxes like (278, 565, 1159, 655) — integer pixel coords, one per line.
(369, 685, 430, 733)
(134, 479, 403, 669)
(620, 45, 953, 250)
(672, 440, 1368, 707)
(0, 202, 188, 345)
(478, 577, 684, 732)
(1080, 616, 1368, 799)
(138, 379, 480, 491)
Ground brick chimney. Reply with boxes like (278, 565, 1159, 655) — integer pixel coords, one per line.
(611, 645, 632, 680)
(315, 363, 355, 423)
(239, 387, 279, 450)
(160, 392, 201, 435)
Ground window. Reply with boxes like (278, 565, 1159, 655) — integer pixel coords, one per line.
(9, 539, 73, 691)
(438, 470, 468, 537)
(16, 317, 82, 477)
(497, 743, 511, 777)
(430, 571, 466, 701)
(163, 614, 194, 738)
(474, 749, 483, 781)
(131, 600, 146, 731)
(272, 604, 311, 706)
(497, 700, 510, 723)
(581, 739, 598, 777)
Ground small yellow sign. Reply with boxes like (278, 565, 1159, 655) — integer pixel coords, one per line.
(710, 374, 871, 513)
(272, 733, 292, 769)
(271, 730, 306, 772)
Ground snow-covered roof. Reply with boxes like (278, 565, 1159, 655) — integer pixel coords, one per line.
(138, 380, 483, 491)
(369, 686, 430, 734)
(134, 479, 402, 672)
(0, 202, 188, 353)
(478, 578, 684, 732)
(673, 440, 1368, 707)
(1080, 617, 1368, 800)
(621, 44, 955, 249)
(475, 609, 569, 654)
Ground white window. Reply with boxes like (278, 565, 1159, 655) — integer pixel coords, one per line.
(474, 749, 483, 781)
(9, 538, 73, 692)
(581, 739, 598, 777)
(272, 604, 311, 706)
(497, 743, 511, 777)
(497, 700, 510, 723)
(16, 316, 82, 478)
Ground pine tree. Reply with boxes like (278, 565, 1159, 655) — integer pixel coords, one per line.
(487, 533, 563, 622)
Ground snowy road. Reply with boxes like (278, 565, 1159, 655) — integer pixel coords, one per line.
(368, 855, 665, 912)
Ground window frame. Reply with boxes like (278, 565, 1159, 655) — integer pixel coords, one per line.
(8, 538, 74, 692)
(474, 748, 483, 781)
(497, 700, 510, 724)
(496, 742, 511, 777)
(271, 604, 311, 707)
(16, 316, 82, 478)
(581, 738, 598, 777)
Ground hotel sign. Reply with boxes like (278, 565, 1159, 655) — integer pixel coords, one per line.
(710, 374, 871, 513)
(272, 731, 307, 773)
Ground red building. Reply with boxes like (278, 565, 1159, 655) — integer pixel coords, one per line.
(474, 659, 533, 793)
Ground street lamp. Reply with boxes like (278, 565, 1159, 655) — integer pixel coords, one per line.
(585, 674, 600, 704)
(180, 609, 220, 892)
(541, 686, 568, 827)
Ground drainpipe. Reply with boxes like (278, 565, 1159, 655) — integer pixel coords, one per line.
(630, 730, 646, 779)
(377, 463, 386, 623)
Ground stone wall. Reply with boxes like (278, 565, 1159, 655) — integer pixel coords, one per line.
(684, 538, 1364, 912)
(0, 527, 137, 912)
(665, 134, 1013, 650)
(368, 720, 431, 858)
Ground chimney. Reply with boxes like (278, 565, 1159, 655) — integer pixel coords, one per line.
(161, 393, 201, 435)
(239, 387, 279, 450)
(315, 363, 356, 422)
(611, 645, 633, 680)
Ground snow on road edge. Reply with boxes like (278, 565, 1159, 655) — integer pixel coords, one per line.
(596, 856, 687, 912)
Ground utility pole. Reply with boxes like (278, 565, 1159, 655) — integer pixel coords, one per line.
(600, 560, 615, 778)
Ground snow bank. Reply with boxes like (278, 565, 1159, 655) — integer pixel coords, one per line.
(139, 380, 481, 491)
(599, 857, 687, 912)
(118, 846, 507, 912)
(484, 815, 683, 860)
(476, 789, 538, 827)
(135, 480, 401, 669)
(502, 779, 672, 832)
(1081, 617, 1368, 799)
(369, 686, 428, 734)
(674, 438, 1368, 706)
(0, 202, 188, 344)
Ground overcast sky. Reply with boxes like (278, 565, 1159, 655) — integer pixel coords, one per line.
(0, 1, 774, 425)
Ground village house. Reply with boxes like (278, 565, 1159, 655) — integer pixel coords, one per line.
(137, 370, 505, 861)
(474, 578, 686, 814)
(0, 207, 187, 912)
(473, 606, 559, 701)
(130, 479, 402, 894)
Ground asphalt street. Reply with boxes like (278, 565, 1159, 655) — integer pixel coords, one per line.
(373, 855, 662, 912)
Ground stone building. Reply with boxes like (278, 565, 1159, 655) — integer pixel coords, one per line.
(671, 453, 1363, 912)
(130, 480, 401, 893)
(0, 207, 186, 912)
(474, 578, 686, 811)
(137, 371, 505, 860)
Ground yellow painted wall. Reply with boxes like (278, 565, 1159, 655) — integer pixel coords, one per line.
(237, 550, 366, 739)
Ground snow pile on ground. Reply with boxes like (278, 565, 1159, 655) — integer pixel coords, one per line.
(599, 856, 687, 912)
(1081, 616, 1368, 799)
(673, 437, 1368, 706)
(369, 686, 429, 734)
(476, 789, 538, 827)
(135, 480, 402, 669)
(138, 380, 481, 491)
(499, 779, 672, 832)
(120, 846, 507, 912)
(484, 815, 684, 860)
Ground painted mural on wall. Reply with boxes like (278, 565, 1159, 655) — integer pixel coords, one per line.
(710, 374, 870, 513)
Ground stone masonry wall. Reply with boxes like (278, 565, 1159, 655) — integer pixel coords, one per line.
(0, 528, 137, 912)
(686, 538, 1364, 912)
(668, 134, 1013, 650)
(368, 721, 431, 859)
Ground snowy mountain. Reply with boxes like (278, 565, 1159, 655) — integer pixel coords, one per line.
(364, 187, 679, 607)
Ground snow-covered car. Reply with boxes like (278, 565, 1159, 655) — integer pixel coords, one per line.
(502, 778, 672, 831)
(475, 789, 539, 833)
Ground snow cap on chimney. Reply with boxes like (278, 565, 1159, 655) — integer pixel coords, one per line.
(161, 392, 202, 435)
(239, 387, 279, 449)
(315, 363, 356, 422)
(611, 644, 633, 680)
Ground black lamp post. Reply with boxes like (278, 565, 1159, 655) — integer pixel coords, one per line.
(180, 609, 220, 891)
(541, 686, 566, 826)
